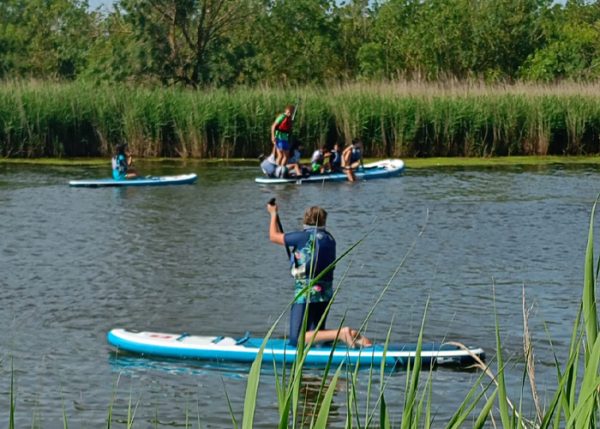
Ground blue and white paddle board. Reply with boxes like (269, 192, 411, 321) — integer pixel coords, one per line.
(107, 328, 484, 368)
(69, 173, 197, 187)
(255, 159, 404, 185)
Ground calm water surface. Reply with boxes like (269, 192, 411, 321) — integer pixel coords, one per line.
(0, 161, 597, 427)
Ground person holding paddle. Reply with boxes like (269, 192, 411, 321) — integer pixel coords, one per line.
(112, 143, 137, 180)
(267, 201, 372, 348)
(271, 104, 296, 171)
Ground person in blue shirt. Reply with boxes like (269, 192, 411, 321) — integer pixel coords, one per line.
(111, 144, 137, 180)
(267, 203, 372, 348)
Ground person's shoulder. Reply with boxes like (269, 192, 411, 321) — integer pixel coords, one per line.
(284, 229, 306, 244)
(285, 229, 305, 239)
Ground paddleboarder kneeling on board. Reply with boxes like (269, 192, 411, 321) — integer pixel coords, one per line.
(112, 144, 137, 180)
(267, 203, 372, 348)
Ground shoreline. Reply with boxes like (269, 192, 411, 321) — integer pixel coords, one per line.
(3, 155, 600, 169)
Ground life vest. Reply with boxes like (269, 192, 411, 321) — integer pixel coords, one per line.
(330, 150, 341, 168)
(276, 115, 293, 133)
(350, 147, 362, 163)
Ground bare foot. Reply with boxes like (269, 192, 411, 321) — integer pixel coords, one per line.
(340, 327, 372, 348)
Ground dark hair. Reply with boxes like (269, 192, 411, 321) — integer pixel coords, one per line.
(303, 206, 327, 227)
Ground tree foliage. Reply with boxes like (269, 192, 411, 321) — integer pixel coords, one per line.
(0, 0, 599, 85)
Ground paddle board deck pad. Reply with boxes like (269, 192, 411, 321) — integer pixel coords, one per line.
(69, 173, 197, 187)
(107, 329, 485, 368)
(255, 159, 405, 184)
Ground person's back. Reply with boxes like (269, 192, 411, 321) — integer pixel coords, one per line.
(112, 143, 137, 180)
(112, 151, 127, 180)
(330, 144, 342, 172)
(285, 225, 336, 302)
(310, 147, 329, 174)
(260, 153, 278, 177)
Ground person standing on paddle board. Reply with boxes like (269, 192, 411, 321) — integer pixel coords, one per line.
(267, 203, 372, 348)
(271, 104, 295, 172)
(112, 144, 137, 180)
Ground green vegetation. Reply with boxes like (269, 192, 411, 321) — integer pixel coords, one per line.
(2, 1, 600, 85)
(1, 1, 600, 159)
(3, 81, 600, 159)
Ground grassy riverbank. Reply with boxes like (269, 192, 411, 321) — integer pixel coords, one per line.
(3, 155, 600, 169)
(2, 81, 600, 159)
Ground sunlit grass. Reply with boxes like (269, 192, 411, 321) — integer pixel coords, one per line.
(1, 80, 600, 159)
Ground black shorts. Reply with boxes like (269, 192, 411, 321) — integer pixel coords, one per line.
(288, 301, 329, 347)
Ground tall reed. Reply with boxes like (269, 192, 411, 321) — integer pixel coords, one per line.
(2, 81, 600, 159)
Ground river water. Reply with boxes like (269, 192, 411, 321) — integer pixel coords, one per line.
(0, 161, 597, 427)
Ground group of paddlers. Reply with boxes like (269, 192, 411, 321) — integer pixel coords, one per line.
(260, 104, 364, 182)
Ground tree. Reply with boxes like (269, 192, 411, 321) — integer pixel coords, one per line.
(0, 0, 95, 79)
(251, 0, 344, 85)
(114, 0, 260, 87)
(520, 1, 600, 81)
(369, 0, 548, 81)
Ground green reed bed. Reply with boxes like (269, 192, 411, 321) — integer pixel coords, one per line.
(1, 81, 600, 159)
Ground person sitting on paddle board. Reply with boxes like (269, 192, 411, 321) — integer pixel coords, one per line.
(287, 142, 310, 177)
(112, 144, 137, 180)
(329, 143, 342, 172)
(260, 153, 278, 177)
(267, 203, 372, 348)
(342, 139, 363, 182)
(271, 104, 295, 171)
(310, 145, 331, 174)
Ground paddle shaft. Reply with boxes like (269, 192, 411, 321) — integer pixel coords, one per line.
(268, 198, 291, 260)
(292, 98, 300, 121)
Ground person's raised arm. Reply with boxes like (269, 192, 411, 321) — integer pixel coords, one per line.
(267, 202, 285, 245)
(271, 120, 278, 146)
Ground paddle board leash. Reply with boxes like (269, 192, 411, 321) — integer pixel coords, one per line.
(268, 198, 292, 260)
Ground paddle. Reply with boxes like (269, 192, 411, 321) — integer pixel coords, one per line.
(268, 197, 291, 260)
(292, 98, 300, 121)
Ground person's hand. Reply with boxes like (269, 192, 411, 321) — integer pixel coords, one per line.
(267, 203, 278, 215)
